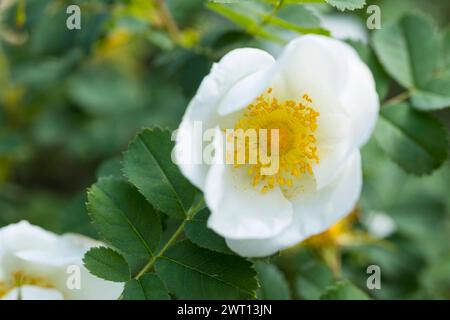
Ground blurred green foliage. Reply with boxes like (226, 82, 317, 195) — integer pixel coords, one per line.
(0, 0, 449, 299)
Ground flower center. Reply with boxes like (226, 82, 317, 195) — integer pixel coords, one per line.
(265, 121, 293, 152)
(231, 88, 320, 193)
(0, 271, 54, 299)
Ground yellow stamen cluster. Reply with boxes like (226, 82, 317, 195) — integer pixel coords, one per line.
(0, 271, 54, 298)
(231, 88, 320, 193)
(302, 211, 358, 248)
(0, 282, 8, 298)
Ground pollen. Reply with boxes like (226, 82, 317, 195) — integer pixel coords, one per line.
(0, 271, 54, 298)
(229, 87, 320, 193)
(0, 282, 8, 298)
(11, 271, 54, 288)
(302, 211, 358, 248)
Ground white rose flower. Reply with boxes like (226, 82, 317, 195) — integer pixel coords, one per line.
(0, 221, 123, 300)
(175, 35, 379, 257)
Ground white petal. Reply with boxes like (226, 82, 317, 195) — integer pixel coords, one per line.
(313, 113, 354, 189)
(0, 221, 123, 300)
(0, 221, 64, 281)
(270, 35, 362, 190)
(226, 151, 362, 257)
(290, 150, 362, 236)
(270, 35, 348, 111)
(340, 52, 379, 147)
(1, 286, 64, 300)
(60, 233, 104, 249)
(175, 117, 211, 190)
(216, 67, 275, 116)
(272, 35, 377, 187)
(12, 250, 79, 267)
(205, 154, 293, 240)
(175, 48, 275, 189)
(0, 227, 83, 282)
(56, 264, 123, 300)
(292, 35, 379, 146)
(0, 221, 58, 254)
(225, 236, 287, 258)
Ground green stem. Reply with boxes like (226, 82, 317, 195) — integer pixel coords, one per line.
(149, 1, 220, 60)
(249, 0, 285, 36)
(135, 220, 186, 279)
(135, 198, 205, 280)
(152, 0, 181, 42)
(382, 91, 410, 107)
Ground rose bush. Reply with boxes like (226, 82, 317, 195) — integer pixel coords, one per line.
(1, 0, 449, 301)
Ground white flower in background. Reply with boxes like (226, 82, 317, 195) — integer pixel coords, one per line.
(0, 221, 123, 300)
(364, 211, 397, 238)
(261, 13, 367, 57)
(175, 35, 379, 257)
(320, 14, 368, 44)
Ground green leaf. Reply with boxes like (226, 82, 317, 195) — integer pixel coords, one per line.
(443, 28, 450, 70)
(265, 0, 326, 4)
(206, 2, 257, 29)
(207, 2, 255, 29)
(294, 251, 334, 300)
(410, 72, 450, 110)
(374, 103, 448, 175)
(87, 177, 162, 268)
(325, 0, 366, 11)
(155, 240, 258, 299)
(373, 14, 440, 89)
(255, 262, 290, 300)
(123, 128, 198, 219)
(30, 8, 76, 55)
(421, 254, 450, 299)
(406, 25, 450, 110)
(83, 247, 130, 282)
(68, 65, 145, 116)
(270, 7, 330, 36)
(206, 2, 282, 42)
(320, 280, 371, 300)
(211, 1, 329, 37)
(96, 157, 123, 179)
(185, 208, 233, 254)
(14, 50, 81, 89)
(122, 273, 170, 300)
(166, 0, 203, 26)
(277, 5, 320, 27)
(373, 14, 450, 110)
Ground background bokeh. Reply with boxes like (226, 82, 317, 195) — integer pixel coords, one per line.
(0, 0, 449, 299)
